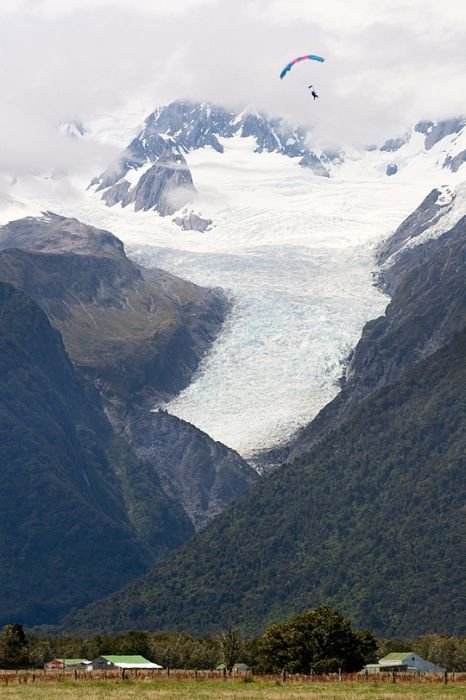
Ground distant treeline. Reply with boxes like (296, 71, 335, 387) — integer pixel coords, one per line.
(1, 607, 466, 672)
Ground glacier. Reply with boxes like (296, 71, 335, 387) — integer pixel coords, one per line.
(1, 115, 465, 458)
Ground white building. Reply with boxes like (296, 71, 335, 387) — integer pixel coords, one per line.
(89, 655, 162, 671)
(365, 651, 445, 674)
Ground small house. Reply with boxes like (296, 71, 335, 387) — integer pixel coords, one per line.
(90, 655, 162, 671)
(44, 658, 90, 670)
(365, 651, 445, 674)
(232, 663, 249, 673)
(216, 662, 249, 674)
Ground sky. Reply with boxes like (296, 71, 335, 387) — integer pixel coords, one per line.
(0, 0, 465, 181)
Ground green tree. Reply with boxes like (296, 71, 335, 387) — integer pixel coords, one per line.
(109, 631, 151, 657)
(355, 630, 378, 665)
(148, 632, 219, 670)
(260, 605, 373, 673)
(81, 634, 108, 661)
(28, 637, 53, 667)
(0, 624, 29, 669)
(217, 626, 244, 673)
(413, 634, 466, 672)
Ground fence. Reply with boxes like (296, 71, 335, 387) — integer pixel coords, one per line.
(1, 668, 466, 686)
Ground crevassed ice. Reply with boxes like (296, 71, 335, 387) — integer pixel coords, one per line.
(132, 240, 387, 457)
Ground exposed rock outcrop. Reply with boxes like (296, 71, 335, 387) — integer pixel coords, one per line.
(0, 213, 226, 403)
(173, 212, 213, 232)
(101, 149, 196, 216)
(415, 117, 466, 150)
(444, 149, 466, 173)
(120, 409, 257, 531)
(91, 101, 332, 217)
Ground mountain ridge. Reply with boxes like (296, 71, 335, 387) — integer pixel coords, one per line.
(0, 214, 258, 627)
(258, 187, 466, 466)
(61, 320, 466, 637)
(90, 102, 466, 224)
(0, 280, 154, 625)
(60, 194, 466, 638)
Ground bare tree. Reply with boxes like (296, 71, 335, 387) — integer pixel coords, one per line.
(217, 626, 244, 673)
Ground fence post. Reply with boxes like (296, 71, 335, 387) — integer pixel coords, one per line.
(444, 670, 448, 685)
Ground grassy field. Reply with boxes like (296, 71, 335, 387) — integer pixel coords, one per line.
(1, 679, 465, 699)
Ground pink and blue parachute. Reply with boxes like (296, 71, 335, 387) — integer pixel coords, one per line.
(280, 54, 325, 80)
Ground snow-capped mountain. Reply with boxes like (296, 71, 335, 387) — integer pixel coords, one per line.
(89, 101, 332, 223)
(1, 101, 466, 458)
(378, 117, 466, 177)
(91, 101, 466, 224)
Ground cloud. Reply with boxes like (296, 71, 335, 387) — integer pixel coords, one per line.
(0, 0, 465, 182)
(0, 0, 215, 18)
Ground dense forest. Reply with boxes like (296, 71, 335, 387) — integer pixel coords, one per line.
(64, 324, 466, 637)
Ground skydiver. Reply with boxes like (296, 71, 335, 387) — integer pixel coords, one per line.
(308, 85, 319, 100)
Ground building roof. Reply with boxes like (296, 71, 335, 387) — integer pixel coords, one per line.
(371, 652, 445, 674)
(380, 652, 414, 662)
(99, 655, 162, 669)
(49, 658, 90, 665)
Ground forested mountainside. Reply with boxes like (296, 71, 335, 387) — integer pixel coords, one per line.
(62, 206, 466, 639)
(0, 216, 257, 626)
(0, 281, 157, 625)
(0, 214, 257, 532)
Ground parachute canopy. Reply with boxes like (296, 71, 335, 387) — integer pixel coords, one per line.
(280, 54, 325, 80)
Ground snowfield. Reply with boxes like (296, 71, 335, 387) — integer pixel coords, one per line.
(1, 124, 465, 458)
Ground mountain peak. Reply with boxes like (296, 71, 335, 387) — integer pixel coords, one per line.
(0, 212, 126, 260)
(90, 100, 330, 218)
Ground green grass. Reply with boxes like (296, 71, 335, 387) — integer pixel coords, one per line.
(0, 679, 465, 699)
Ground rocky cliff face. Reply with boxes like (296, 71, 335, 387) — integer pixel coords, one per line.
(0, 213, 226, 404)
(0, 213, 257, 540)
(101, 148, 196, 216)
(377, 186, 456, 271)
(414, 117, 466, 151)
(120, 409, 257, 531)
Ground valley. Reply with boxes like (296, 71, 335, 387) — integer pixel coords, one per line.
(0, 97, 465, 635)
(2, 110, 463, 457)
